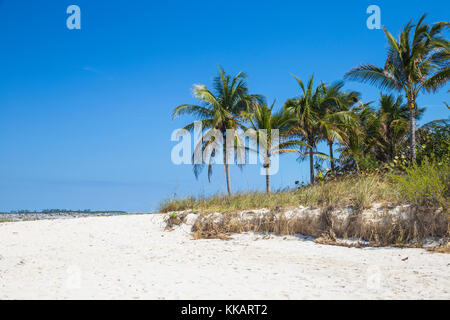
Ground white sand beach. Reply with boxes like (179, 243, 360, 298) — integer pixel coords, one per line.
(0, 214, 449, 300)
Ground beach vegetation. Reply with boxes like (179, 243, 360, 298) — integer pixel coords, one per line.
(168, 14, 449, 247)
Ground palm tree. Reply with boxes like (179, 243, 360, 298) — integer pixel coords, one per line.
(284, 75, 342, 184)
(336, 94, 424, 173)
(245, 101, 301, 193)
(345, 15, 449, 161)
(373, 93, 425, 162)
(172, 67, 263, 197)
(337, 102, 375, 174)
(316, 81, 360, 174)
(337, 126, 366, 174)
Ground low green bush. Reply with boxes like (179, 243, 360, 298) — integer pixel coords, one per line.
(391, 158, 449, 208)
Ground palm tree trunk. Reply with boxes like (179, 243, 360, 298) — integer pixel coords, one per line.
(409, 101, 416, 162)
(265, 166, 271, 194)
(223, 132, 232, 197)
(224, 162, 232, 197)
(355, 160, 361, 174)
(309, 146, 314, 184)
(328, 141, 335, 174)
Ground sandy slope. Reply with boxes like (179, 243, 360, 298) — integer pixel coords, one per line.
(0, 214, 448, 299)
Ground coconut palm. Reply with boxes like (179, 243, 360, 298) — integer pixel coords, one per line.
(245, 101, 302, 193)
(345, 15, 449, 161)
(337, 126, 366, 174)
(373, 93, 425, 162)
(172, 67, 263, 197)
(316, 81, 361, 174)
(284, 75, 344, 184)
(336, 94, 424, 172)
(337, 102, 376, 174)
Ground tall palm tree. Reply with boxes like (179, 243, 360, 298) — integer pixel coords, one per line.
(336, 94, 424, 172)
(245, 101, 302, 193)
(345, 15, 449, 161)
(316, 81, 360, 174)
(374, 93, 424, 162)
(172, 67, 263, 197)
(284, 75, 342, 184)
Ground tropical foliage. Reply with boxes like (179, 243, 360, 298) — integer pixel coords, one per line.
(345, 14, 449, 161)
(172, 67, 263, 197)
(173, 15, 449, 196)
(244, 101, 301, 193)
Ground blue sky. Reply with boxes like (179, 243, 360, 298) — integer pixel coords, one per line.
(0, 0, 448, 212)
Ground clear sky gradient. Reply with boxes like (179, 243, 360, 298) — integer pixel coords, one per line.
(0, 0, 449, 212)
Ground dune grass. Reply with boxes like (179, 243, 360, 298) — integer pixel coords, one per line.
(160, 174, 401, 214)
(160, 160, 449, 215)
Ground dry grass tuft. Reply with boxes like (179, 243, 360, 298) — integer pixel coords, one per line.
(426, 239, 450, 254)
(192, 230, 233, 240)
(164, 212, 188, 230)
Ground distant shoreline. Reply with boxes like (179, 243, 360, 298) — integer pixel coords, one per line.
(0, 211, 151, 222)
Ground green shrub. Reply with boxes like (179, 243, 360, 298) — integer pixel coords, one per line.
(416, 121, 450, 163)
(358, 154, 380, 172)
(391, 158, 449, 208)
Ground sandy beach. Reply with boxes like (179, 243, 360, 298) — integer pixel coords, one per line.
(0, 214, 449, 299)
